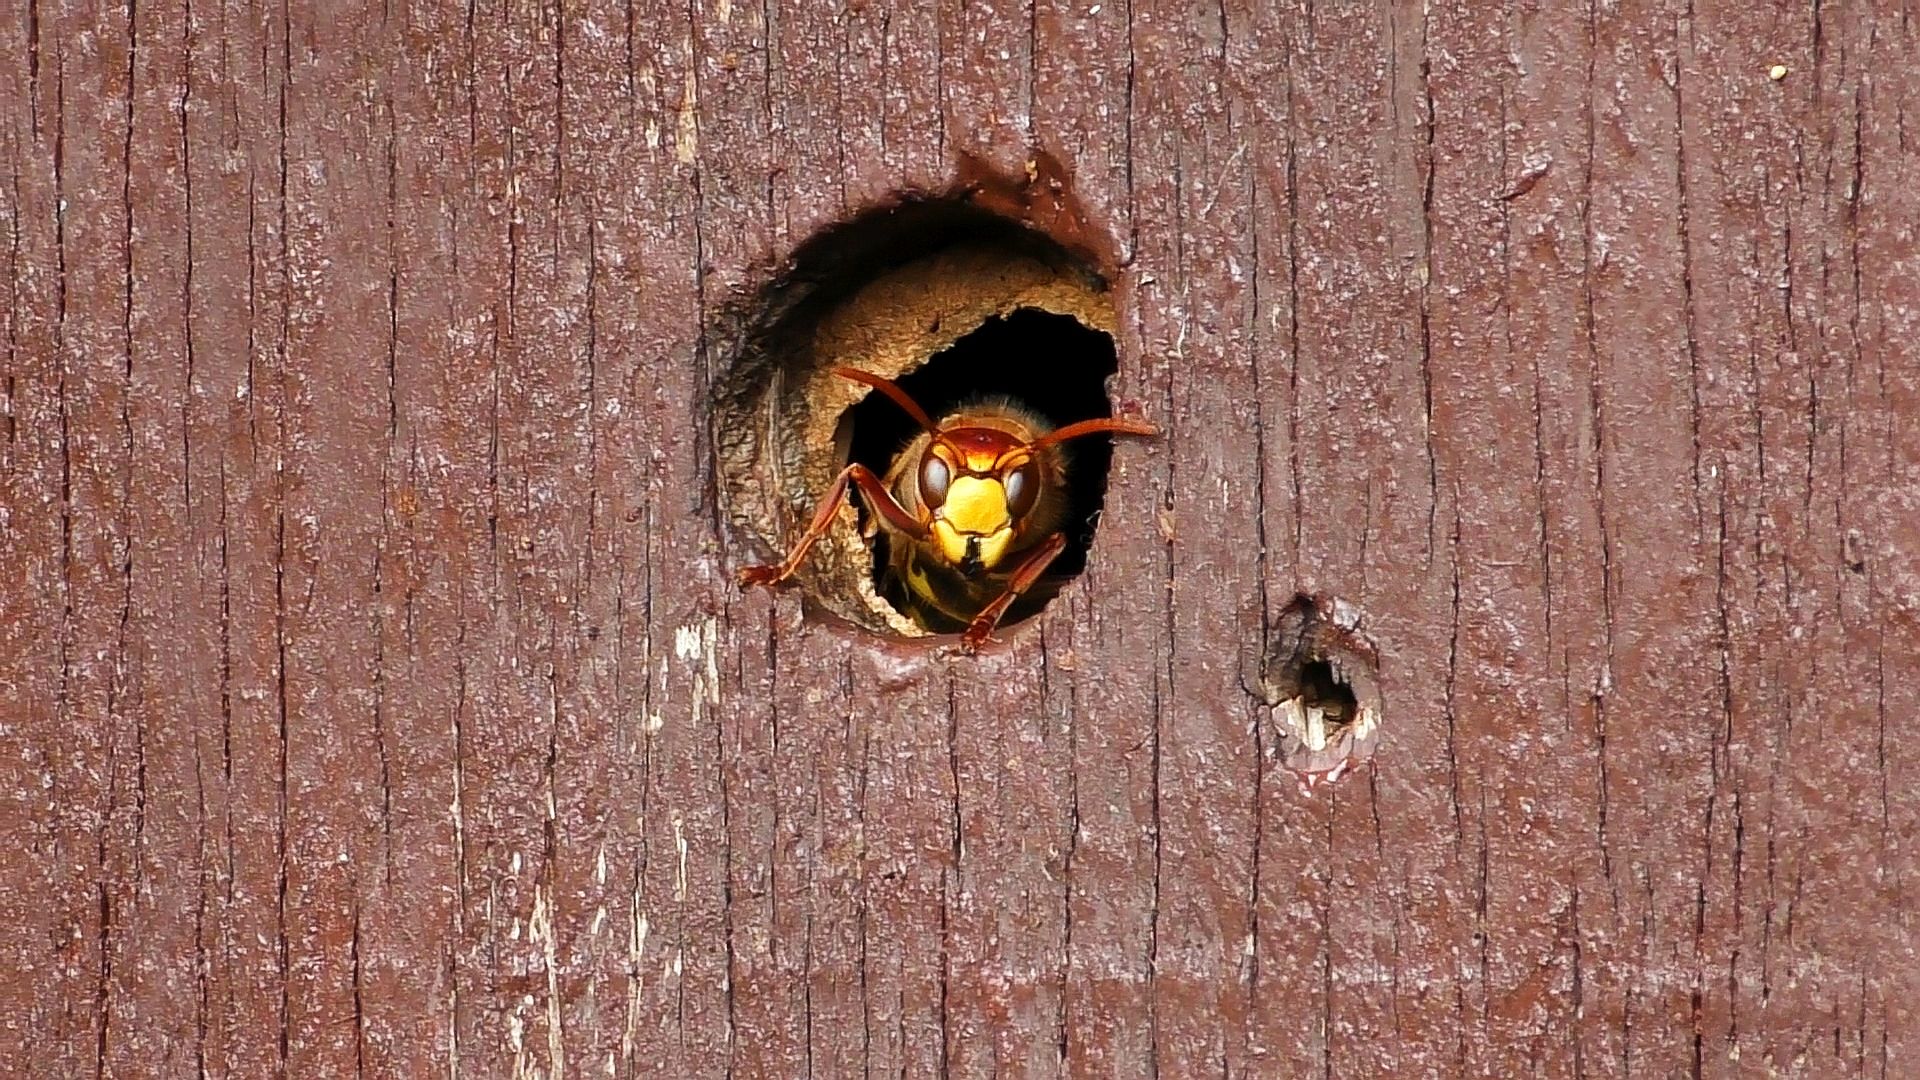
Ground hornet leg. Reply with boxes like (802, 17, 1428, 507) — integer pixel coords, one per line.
(960, 532, 1068, 652)
(739, 464, 926, 588)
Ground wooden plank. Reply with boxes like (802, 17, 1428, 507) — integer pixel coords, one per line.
(4, 0, 1917, 1076)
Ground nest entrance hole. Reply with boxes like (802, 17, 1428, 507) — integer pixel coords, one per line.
(714, 197, 1127, 640)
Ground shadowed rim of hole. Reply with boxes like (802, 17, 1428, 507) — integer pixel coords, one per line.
(1254, 594, 1383, 790)
(712, 196, 1135, 646)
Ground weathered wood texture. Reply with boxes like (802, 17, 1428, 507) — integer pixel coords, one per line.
(4, 0, 1917, 1075)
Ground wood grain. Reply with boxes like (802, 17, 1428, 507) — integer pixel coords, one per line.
(4, 1, 1916, 1076)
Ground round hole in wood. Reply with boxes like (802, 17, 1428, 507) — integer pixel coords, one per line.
(713, 198, 1132, 641)
(1255, 594, 1383, 789)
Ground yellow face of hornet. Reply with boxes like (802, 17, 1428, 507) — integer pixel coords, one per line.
(913, 425, 1043, 576)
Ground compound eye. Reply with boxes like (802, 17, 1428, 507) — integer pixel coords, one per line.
(919, 451, 950, 509)
(1003, 461, 1039, 518)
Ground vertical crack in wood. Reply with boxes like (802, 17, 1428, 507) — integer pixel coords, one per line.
(272, 0, 292, 1065)
(1146, 680, 1163, 1076)
(1415, 0, 1439, 564)
(1239, 41, 1273, 1058)
(1680, 5, 1720, 1064)
(6, 124, 21, 450)
(375, 65, 399, 890)
(849, 657, 873, 1072)
(1122, 0, 1136, 261)
(193, 740, 212, 1077)
(1144, 113, 1181, 1080)
(1281, 17, 1302, 573)
(1579, 0, 1621, 927)
(543, 666, 567, 1077)
(1053, 626, 1081, 1073)
(1671, 4, 1706, 539)
(350, 899, 366, 1076)
(940, 670, 959, 1078)
(1025, 0, 1037, 142)
(1473, 785, 1490, 1037)
(450, 596, 470, 1074)
(1443, 509, 1463, 849)
(273, 476, 290, 1074)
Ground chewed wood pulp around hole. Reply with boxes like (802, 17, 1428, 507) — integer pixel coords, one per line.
(712, 196, 1139, 643)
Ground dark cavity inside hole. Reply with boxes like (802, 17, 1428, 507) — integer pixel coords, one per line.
(1295, 659, 1359, 730)
(841, 309, 1121, 630)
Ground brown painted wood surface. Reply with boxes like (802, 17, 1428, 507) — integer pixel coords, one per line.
(4, 1, 1917, 1076)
